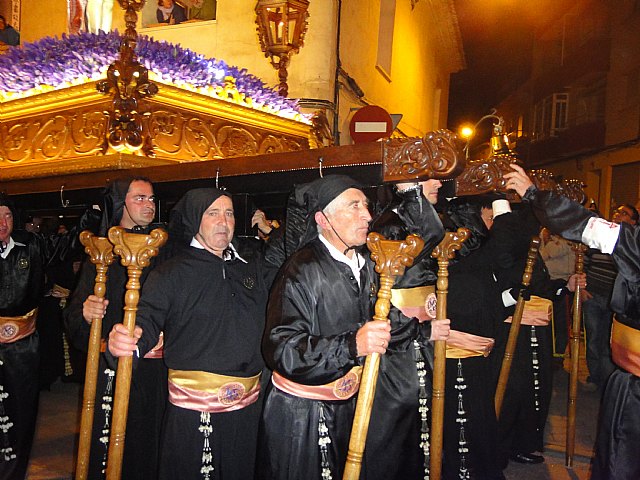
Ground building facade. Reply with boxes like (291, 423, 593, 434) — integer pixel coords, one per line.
(497, 0, 640, 217)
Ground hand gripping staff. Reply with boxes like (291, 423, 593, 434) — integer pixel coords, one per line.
(494, 236, 541, 419)
(105, 226, 167, 480)
(342, 233, 425, 480)
(75, 232, 116, 480)
(429, 228, 469, 480)
(566, 243, 587, 467)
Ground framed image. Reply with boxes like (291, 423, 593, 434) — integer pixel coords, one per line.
(142, 0, 216, 28)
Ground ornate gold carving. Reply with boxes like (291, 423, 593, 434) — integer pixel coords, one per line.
(0, 80, 311, 180)
(454, 154, 518, 196)
(96, 0, 157, 155)
(383, 129, 465, 182)
(367, 232, 425, 279)
(531, 169, 586, 204)
(108, 226, 167, 270)
(454, 156, 587, 204)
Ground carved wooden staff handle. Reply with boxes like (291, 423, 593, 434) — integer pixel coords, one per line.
(105, 226, 167, 480)
(343, 233, 424, 480)
(566, 242, 587, 467)
(494, 236, 541, 418)
(76, 231, 116, 480)
(428, 228, 469, 480)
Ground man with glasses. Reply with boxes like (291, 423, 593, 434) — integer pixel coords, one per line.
(612, 204, 639, 226)
(64, 177, 166, 480)
(579, 203, 638, 391)
(506, 165, 640, 478)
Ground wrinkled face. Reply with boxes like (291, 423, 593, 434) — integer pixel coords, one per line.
(612, 206, 637, 226)
(196, 195, 235, 257)
(0, 206, 14, 244)
(120, 180, 156, 229)
(319, 188, 372, 251)
(419, 179, 442, 205)
(480, 207, 494, 230)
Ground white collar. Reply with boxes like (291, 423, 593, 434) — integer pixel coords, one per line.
(0, 237, 19, 259)
(319, 234, 365, 285)
(190, 237, 247, 263)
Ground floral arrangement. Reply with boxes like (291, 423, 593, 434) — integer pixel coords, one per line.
(0, 31, 308, 122)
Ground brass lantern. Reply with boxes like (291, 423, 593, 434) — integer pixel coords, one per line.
(255, 0, 310, 97)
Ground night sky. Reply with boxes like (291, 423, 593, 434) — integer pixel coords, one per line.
(447, 0, 568, 130)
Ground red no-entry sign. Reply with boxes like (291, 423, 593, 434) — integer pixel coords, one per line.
(349, 105, 393, 143)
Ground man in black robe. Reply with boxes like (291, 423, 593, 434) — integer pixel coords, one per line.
(506, 164, 640, 479)
(256, 175, 392, 480)
(64, 177, 167, 479)
(0, 194, 43, 480)
(436, 197, 505, 480)
(486, 198, 583, 467)
(108, 188, 270, 480)
(257, 175, 450, 480)
(0, 193, 85, 479)
(363, 179, 451, 480)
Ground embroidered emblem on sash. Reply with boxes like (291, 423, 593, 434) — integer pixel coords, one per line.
(18, 259, 29, 270)
(0, 323, 18, 342)
(219, 382, 246, 406)
(425, 292, 437, 319)
(243, 276, 256, 289)
(333, 371, 359, 399)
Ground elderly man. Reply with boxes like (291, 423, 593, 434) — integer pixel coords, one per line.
(64, 177, 166, 480)
(506, 165, 640, 480)
(108, 188, 270, 480)
(257, 175, 450, 480)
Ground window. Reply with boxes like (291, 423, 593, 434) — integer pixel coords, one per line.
(376, 0, 396, 80)
(531, 93, 569, 140)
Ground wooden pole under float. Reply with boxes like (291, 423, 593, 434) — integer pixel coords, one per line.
(105, 226, 166, 480)
(342, 232, 425, 480)
(75, 232, 116, 480)
(429, 228, 469, 480)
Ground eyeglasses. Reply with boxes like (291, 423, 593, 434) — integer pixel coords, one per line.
(615, 208, 632, 217)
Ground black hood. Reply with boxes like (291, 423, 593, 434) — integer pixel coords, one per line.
(168, 188, 232, 245)
(284, 175, 361, 254)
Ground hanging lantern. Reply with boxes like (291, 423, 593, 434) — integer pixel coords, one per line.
(255, 0, 309, 97)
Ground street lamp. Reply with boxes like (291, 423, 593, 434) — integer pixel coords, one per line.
(255, 0, 310, 97)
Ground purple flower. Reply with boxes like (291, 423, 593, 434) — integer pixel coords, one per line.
(0, 31, 303, 118)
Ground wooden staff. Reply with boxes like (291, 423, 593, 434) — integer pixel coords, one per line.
(105, 226, 167, 480)
(494, 236, 541, 418)
(566, 242, 587, 467)
(429, 228, 469, 480)
(343, 233, 425, 480)
(75, 231, 116, 480)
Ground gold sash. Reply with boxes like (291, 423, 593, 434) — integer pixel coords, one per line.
(0, 308, 38, 343)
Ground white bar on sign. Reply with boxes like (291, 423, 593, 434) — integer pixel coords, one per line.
(355, 122, 387, 133)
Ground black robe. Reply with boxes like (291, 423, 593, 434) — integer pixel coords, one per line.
(257, 238, 377, 480)
(131, 245, 269, 480)
(486, 206, 566, 464)
(525, 187, 640, 479)
(0, 232, 45, 480)
(427, 199, 505, 480)
(362, 188, 444, 480)
(64, 227, 166, 480)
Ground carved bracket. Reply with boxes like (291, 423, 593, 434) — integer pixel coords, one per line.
(454, 155, 587, 204)
(383, 129, 465, 183)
